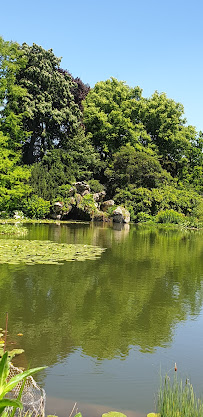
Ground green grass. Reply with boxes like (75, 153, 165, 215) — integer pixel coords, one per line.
(157, 375, 203, 417)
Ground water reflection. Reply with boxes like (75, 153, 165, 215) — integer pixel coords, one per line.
(0, 224, 202, 413)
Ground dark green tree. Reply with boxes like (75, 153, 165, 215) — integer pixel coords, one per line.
(30, 128, 99, 201)
(105, 144, 172, 194)
(6, 43, 82, 164)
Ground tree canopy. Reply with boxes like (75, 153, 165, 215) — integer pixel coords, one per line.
(0, 37, 202, 222)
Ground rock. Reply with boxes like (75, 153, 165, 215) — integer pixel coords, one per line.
(13, 211, 24, 220)
(53, 202, 63, 214)
(101, 200, 114, 212)
(69, 187, 75, 196)
(82, 190, 90, 196)
(93, 211, 109, 222)
(73, 182, 90, 196)
(113, 206, 130, 223)
(93, 191, 106, 202)
(50, 214, 62, 220)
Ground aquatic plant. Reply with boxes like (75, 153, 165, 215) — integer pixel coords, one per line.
(148, 375, 203, 417)
(0, 224, 28, 236)
(0, 239, 105, 264)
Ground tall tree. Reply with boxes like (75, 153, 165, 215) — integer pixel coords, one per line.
(83, 77, 151, 159)
(0, 36, 28, 150)
(0, 37, 31, 212)
(138, 91, 194, 176)
(6, 43, 82, 164)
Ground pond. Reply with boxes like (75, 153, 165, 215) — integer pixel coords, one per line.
(0, 222, 203, 417)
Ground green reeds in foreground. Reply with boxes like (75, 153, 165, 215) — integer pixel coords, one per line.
(158, 375, 203, 417)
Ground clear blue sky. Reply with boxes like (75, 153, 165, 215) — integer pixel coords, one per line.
(1, 0, 203, 131)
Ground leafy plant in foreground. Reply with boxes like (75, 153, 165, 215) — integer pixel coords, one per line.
(0, 351, 45, 416)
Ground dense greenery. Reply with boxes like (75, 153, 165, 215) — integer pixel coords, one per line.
(0, 37, 202, 223)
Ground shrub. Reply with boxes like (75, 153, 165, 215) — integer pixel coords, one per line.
(155, 209, 186, 224)
(136, 212, 153, 223)
(88, 179, 105, 193)
(23, 195, 50, 219)
(114, 185, 203, 223)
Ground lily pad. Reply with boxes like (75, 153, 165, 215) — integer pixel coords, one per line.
(147, 414, 160, 417)
(0, 224, 28, 236)
(0, 348, 24, 359)
(102, 413, 127, 417)
(0, 239, 106, 265)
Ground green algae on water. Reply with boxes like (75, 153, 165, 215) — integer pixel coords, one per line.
(0, 239, 106, 264)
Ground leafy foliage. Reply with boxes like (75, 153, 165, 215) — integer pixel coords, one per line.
(105, 144, 172, 193)
(7, 43, 82, 164)
(0, 351, 45, 416)
(155, 209, 186, 224)
(0, 132, 31, 213)
(114, 185, 203, 221)
(83, 77, 151, 158)
(22, 195, 51, 219)
(30, 129, 99, 202)
(0, 36, 202, 221)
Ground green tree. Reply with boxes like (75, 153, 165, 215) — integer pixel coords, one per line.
(105, 144, 172, 194)
(6, 43, 82, 164)
(139, 91, 196, 176)
(0, 38, 31, 213)
(0, 37, 28, 149)
(30, 128, 99, 201)
(0, 131, 31, 212)
(83, 77, 151, 159)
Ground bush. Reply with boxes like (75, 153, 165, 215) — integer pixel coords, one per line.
(136, 212, 153, 223)
(88, 179, 105, 193)
(114, 185, 203, 223)
(155, 209, 186, 224)
(23, 195, 51, 219)
(78, 194, 98, 214)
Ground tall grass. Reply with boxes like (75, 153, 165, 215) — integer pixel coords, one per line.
(158, 375, 203, 417)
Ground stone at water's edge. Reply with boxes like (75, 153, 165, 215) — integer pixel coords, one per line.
(101, 200, 115, 212)
(113, 206, 130, 223)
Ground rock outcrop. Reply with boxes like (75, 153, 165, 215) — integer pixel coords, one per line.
(113, 206, 130, 223)
(50, 183, 130, 223)
(73, 182, 90, 196)
(101, 200, 114, 212)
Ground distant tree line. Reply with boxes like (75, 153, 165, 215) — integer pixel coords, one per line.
(0, 37, 202, 222)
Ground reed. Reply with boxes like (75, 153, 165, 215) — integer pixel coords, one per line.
(158, 375, 203, 417)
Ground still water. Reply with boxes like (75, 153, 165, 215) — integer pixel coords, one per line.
(0, 222, 203, 416)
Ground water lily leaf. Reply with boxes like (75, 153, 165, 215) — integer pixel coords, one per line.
(8, 349, 24, 358)
(0, 240, 105, 265)
(102, 412, 127, 417)
(17, 333, 23, 336)
(147, 414, 160, 417)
